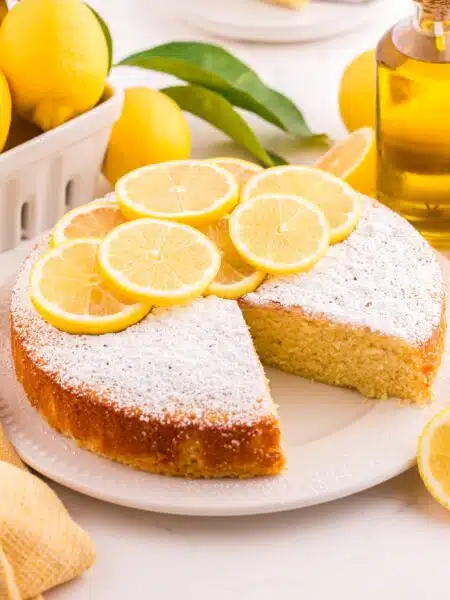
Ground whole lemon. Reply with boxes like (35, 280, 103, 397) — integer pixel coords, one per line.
(0, 0, 108, 131)
(0, 1, 7, 25)
(339, 50, 376, 132)
(4, 112, 41, 152)
(103, 87, 191, 185)
(0, 70, 11, 152)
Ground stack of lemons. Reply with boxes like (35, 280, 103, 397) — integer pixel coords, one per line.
(0, 0, 191, 171)
(0, 0, 109, 148)
(30, 158, 361, 335)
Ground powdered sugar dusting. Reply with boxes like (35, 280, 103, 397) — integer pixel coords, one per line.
(11, 244, 273, 427)
(244, 197, 444, 346)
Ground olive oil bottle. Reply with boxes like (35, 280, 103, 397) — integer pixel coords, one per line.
(377, 0, 450, 248)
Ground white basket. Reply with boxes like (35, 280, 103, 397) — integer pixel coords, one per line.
(0, 82, 124, 252)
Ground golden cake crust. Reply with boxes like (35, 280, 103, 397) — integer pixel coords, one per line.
(239, 300, 446, 404)
(11, 325, 285, 478)
(10, 244, 285, 479)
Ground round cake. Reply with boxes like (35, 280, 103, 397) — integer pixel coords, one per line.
(10, 197, 447, 478)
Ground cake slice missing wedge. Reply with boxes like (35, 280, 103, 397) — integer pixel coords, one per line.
(240, 198, 446, 404)
(11, 244, 285, 478)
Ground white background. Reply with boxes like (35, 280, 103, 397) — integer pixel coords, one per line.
(4, 1, 450, 598)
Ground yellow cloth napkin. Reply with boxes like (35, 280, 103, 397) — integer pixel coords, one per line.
(0, 425, 96, 600)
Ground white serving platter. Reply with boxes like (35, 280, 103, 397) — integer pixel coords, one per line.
(0, 253, 448, 516)
(176, 0, 390, 43)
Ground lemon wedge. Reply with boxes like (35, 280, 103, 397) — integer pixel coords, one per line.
(418, 406, 450, 511)
(315, 127, 376, 197)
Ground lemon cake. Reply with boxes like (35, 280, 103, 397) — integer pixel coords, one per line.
(240, 197, 446, 403)
(9, 197, 446, 478)
(11, 244, 285, 478)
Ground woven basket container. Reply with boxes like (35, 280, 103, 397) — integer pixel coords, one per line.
(0, 83, 123, 252)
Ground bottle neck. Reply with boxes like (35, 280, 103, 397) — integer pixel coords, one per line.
(386, 1, 450, 62)
(415, 1, 450, 33)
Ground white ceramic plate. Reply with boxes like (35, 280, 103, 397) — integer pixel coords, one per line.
(0, 255, 449, 517)
(175, 0, 389, 43)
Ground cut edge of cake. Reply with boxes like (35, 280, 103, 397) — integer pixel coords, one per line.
(240, 197, 446, 404)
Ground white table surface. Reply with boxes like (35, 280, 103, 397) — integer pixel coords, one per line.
(5, 1, 450, 598)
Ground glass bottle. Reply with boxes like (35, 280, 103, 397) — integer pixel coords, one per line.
(376, 0, 450, 248)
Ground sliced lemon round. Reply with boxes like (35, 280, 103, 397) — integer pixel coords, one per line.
(30, 239, 151, 335)
(199, 217, 266, 300)
(229, 194, 329, 275)
(98, 219, 221, 305)
(241, 165, 361, 244)
(51, 200, 126, 247)
(315, 127, 376, 197)
(116, 160, 239, 226)
(208, 157, 263, 189)
(418, 406, 450, 511)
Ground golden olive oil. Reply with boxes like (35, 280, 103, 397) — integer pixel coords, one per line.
(377, 0, 450, 248)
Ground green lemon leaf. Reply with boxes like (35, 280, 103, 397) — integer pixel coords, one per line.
(120, 42, 321, 139)
(87, 4, 113, 74)
(162, 85, 274, 168)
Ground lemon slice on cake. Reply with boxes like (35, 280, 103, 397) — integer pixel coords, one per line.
(418, 407, 450, 510)
(229, 193, 329, 275)
(315, 127, 376, 197)
(241, 165, 361, 244)
(30, 239, 151, 335)
(116, 160, 239, 226)
(208, 157, 263, 188)
(98, 219, 221, 305)
(199, 159, 265, 299)
(199, 218, 266, 299)
(51, 200, 125, 247)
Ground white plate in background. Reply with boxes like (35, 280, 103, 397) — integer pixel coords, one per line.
(175, 0, 390, 43)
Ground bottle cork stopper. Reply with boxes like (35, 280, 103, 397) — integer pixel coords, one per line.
(418, 0, 450, 20)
